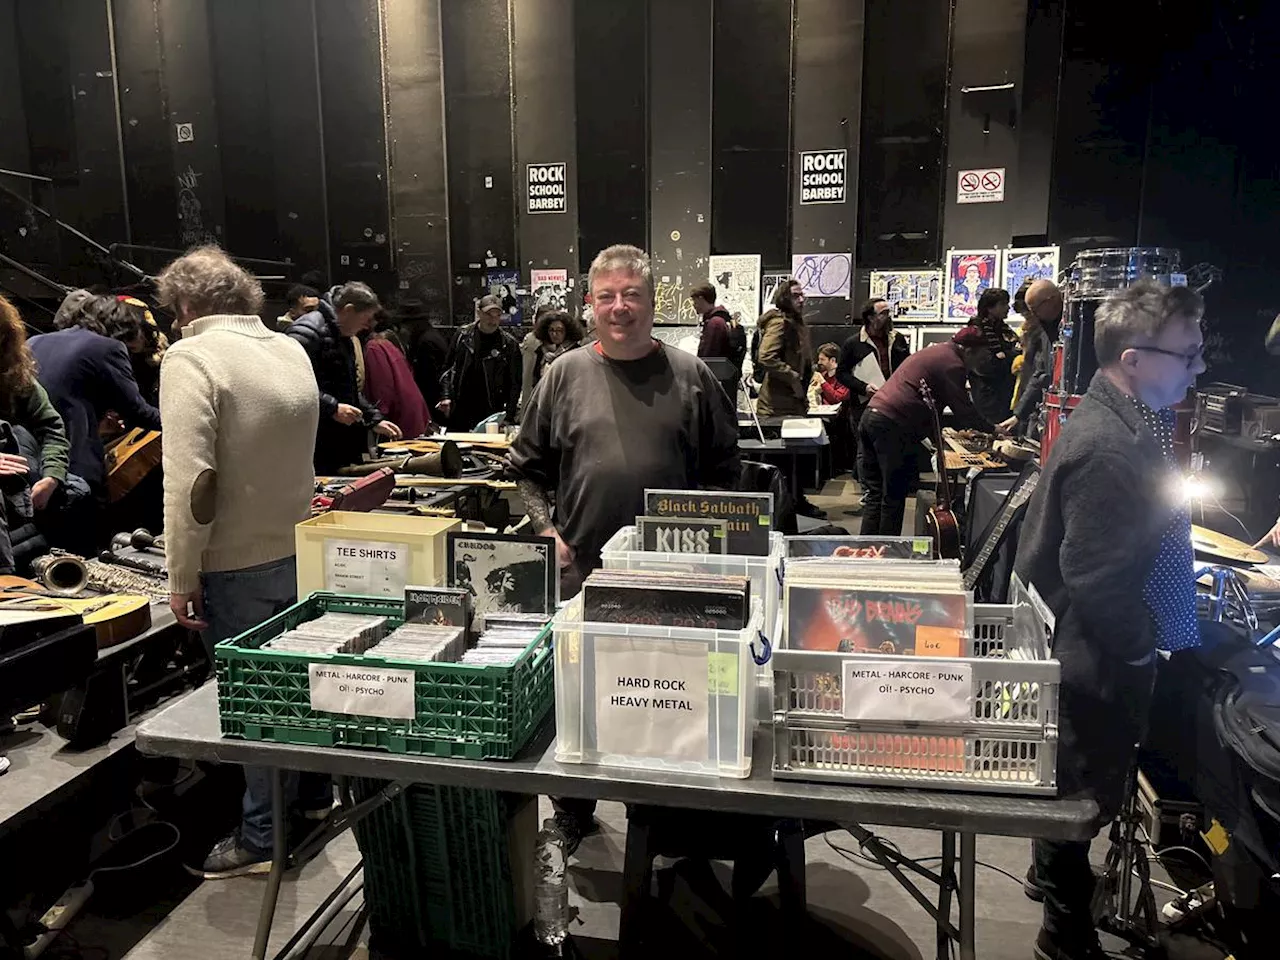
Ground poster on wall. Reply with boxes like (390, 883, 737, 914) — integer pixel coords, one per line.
(945, 250, 999, 320)
(1000, 246, 1060, 295)
(798, 149, 847, 204)
(530, 269, 568, 314)
(485, 268, 522, 325)
(526, 162, 567, 214)
(791, 252, 852, 300)
(760, 271, 791, 316)
(707, 254, 761, 324)
(869, 270, 944, 321)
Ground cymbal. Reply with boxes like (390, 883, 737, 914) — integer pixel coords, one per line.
(1191, 525, 1268, 566)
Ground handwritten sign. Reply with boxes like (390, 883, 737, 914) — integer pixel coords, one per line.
(324, 539, 409, 597)
(594, 636, 709, 761)
(309, 663, 416, 720)
(842, 659, 972, 723)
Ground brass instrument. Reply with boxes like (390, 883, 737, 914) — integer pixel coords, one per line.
(29, 550, 169, 602)
(31, 552, 89, 594)
(110, 528, 166, 555)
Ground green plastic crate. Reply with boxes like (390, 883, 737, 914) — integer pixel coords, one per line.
(350, 779, 524, 959)
(214, 593, 553, 759)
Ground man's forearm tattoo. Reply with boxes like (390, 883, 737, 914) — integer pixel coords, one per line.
(517, 479, 554, 532)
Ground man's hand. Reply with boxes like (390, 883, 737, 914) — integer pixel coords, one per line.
(0, 453, 29, 477)
(374, 420, 403, 440)
(1254, 517, 1280, 551)
(540, 526, 575, 569)
(435, 399, 453, 418)
(170, 587, 209, 631)
(995, 416, 1018, 437)
(31, 477, 59, 510)
(333, 403, 363, 426)
(864, 383, 877, 397)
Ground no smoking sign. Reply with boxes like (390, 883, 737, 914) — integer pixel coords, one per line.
(957, 167, 1005, 204)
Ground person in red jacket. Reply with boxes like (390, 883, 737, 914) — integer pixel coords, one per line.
(363, 331, 432, 439)
(813, 342, 850, 405)
(858, 327, 1010, 535)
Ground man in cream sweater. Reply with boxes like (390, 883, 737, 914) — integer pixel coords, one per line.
(155, 246, 331, 878)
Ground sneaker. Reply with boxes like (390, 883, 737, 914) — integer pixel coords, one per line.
(191, 832, 272, 879)
(1032, 927, 1107, 960)
(553, 809, 600, 858)
(1024, 864, 1046, 902)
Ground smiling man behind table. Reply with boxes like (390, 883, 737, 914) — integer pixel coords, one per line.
(506, 243, 740, 847)
(1014, 280, 1205, 960)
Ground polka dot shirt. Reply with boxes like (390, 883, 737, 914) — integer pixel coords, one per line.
(1127, 395, 1200, 651)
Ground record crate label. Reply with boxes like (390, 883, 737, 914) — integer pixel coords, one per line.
(594, 636, 709, 762)
(309, 663, 416, 720)
(324, 539, 409, 597)
(841, 659, 972, 723)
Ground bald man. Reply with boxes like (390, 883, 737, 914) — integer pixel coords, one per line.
(1002, 278, 1064, 436)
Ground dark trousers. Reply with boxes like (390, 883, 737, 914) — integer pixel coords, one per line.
(1033, 837, 1097, 945)
(858, 410, 917, 536)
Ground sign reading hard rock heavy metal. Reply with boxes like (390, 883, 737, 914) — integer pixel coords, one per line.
(527, 162, 567, 214)
(799, 149, 847, 204)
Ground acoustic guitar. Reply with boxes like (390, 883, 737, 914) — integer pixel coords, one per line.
(0, 592, 152, 649)
(104, 427, 162, 502)
(919, 380, 961, 560)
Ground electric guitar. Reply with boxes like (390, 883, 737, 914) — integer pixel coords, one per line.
(961, 464, 1041, 592)
(919, 380, 961, 559)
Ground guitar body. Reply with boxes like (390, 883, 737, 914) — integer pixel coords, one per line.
(0, 593, 152, 649)
(925, 505, 962, 560)
(104, 428, 162, 502)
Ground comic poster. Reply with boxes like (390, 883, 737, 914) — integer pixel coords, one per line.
(791, 252, 852, 300)
(760, 272, 791, 320)
(1000, 247, 1060, 297)
(707, 254, 762, 325)
(945, 250, 999, 320)
(530, 268, 568, 315)
(485, 268, 522, 325)
(869, 270, 944, 321)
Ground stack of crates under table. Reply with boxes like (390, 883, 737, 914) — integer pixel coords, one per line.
(770, 572, 1061, 795)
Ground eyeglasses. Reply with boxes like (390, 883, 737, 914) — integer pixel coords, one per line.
(1128, 344, 1205, 368)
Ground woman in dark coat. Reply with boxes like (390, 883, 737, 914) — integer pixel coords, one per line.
(530, 309, 583, 389)
(965, 287, 1020, 424)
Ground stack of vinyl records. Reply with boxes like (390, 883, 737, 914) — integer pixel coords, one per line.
(365, 623, 467, 663)
(581, 569, 751, 630)
(782, 559, 970, 657)
(265, 612, 388, 655)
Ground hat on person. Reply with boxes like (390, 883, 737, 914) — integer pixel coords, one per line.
(477, 294, 503, 314)
(952, 325, 986, 348)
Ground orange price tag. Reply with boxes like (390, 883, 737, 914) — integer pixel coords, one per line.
(916, 626, 963, 658)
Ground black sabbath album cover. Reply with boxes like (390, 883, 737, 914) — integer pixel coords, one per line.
(446, 532, 557, 625)
(784, 584, 967, 657)
(403, 585, 472, 632)
(785, 536, 933, 560)
(644, 490, 773, 556)
(636, 515, 729, 555)
(582, 571, 751, 630)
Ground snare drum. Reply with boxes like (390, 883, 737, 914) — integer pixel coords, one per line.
(1041, 391, 1082, 462)
(1067, 247, 1182, 297)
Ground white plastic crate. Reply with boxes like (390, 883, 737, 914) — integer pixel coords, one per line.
(599, 526, 783, 632)
(553, 595, 764, 778)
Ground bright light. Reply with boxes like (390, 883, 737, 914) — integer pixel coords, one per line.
(1181, 475, 1218, 503)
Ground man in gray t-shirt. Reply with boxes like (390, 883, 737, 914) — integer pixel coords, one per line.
(507, 244, 740, 598)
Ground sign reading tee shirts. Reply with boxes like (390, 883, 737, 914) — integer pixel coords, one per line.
(799, 149, 846, 204)
(527, 162, 567, 214)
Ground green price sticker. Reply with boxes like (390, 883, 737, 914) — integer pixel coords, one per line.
(708, 652, 739, 696)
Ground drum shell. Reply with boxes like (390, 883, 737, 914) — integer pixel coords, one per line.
(1067, 247, 1181, 297)
(1041, 391, 1083, 462)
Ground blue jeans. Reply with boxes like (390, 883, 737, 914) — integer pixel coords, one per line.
(202, 556, 332, 853)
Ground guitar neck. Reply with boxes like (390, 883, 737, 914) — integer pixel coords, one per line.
(961, 473, 1040, 590)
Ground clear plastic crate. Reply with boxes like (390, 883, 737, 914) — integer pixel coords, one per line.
(553, 595, 764, 778)
(599, 526, 783, 633)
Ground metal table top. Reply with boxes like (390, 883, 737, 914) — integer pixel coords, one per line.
(138, 685, 1097, 841)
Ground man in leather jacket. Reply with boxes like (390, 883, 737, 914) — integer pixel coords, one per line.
(286, 282, 401, 473)
(437, 295, 522, 430)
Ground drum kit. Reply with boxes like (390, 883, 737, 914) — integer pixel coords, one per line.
(1192, 524, 1280, 641)
(1040, 247, 1184, 460)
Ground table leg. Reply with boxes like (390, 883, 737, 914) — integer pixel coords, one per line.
(251, 769, 286, 960)
(936, 831, 955, 960)
(958, 832, 976, 960)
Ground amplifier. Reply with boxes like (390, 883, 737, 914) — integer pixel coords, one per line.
(1242, 403, 1280, 441)
(1196, 384, 1246, 435)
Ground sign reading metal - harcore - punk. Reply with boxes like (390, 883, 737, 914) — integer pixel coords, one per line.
(799, 149, 846, 204)
(527, 162, 567, 214)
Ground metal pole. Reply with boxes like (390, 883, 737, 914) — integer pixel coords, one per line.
(252, 770, 288, 960)
(936, 830, 956, 960)
(959, 832, 977, 960)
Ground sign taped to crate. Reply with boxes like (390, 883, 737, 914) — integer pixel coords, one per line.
(594, 636, 709, 761)
(309, 663, 416, 720)
(324, 538, 410, 597)
(842, 659, 972, 723)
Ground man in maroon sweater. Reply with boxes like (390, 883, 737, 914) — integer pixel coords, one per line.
(690, 281, 738, 407)
(858, 326, 1007, 535)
